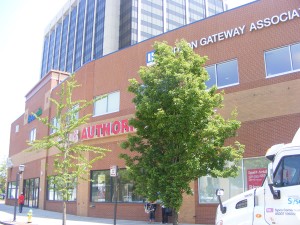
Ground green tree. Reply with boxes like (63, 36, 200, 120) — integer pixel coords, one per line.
(0, 159, 7, 195)
(29, 75, 109, 225)
(121, 40, 244, 225)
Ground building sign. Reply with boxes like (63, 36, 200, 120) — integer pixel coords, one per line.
(146, 50, 155, 66)
(146, 7, 300, 65)
(247, 168, 267, 190)
(28, 107, 42, 123)
(80, 119, 134, 140)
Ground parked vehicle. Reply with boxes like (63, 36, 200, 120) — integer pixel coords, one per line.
(215, 128, 300, 225)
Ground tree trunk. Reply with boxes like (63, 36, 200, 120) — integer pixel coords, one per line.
(62, 201, 67, 225)
(172, 209, 179, 225)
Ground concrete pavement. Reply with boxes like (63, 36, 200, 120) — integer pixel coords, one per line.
(0, 201, 211, 225)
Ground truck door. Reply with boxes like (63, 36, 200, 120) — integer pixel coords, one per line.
(264, 155, 300, 224)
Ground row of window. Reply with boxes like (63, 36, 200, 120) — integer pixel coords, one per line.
(28, 91, 121, 142)
(26, 42, 300, 141)
(205, 42, 300, 89)
(7, 169, 143, 203)
(7, 155, 300, 204)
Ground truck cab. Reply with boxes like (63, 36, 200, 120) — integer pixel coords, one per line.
(215, 128, 300, 225)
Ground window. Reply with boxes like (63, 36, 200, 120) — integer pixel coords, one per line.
(66, 104, 79, 124)
(273, 155, 300, 187)
(15, 125, 19, 133)
(236, 199, 247, 209)
(205, 59, 239, 89)
(198, 157, 268, 204)
(47, 176, 77, 201)
(50, 117, 59, 134)
(7, 182, 17, 199)
(29, 128, 36, 142)
(265, 42, 300, 77)
(93, 91, 120, 117)
(90, 169, 143, 203)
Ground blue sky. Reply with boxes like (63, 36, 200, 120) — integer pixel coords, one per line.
(0, 0, 254, 161)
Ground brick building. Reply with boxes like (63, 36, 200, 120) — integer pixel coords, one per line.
(6, 0, 300, 224)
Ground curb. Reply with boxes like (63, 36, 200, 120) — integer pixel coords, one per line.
(0, 222, 37, 225)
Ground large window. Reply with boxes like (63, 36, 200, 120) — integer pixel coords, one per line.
(265, 42, 300, 77)
(47, 176, 77, 201)
(205, 59, 239, 89)
(7, 182, 17, 199)
(198, 157, 268, 204)
(93, 91, 120, 117)
(91, 169, 143, 203)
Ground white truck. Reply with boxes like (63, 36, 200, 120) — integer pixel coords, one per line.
(215, 128, 300, 225)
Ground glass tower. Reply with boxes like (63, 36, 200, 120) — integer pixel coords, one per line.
(40, 0, 224, 78)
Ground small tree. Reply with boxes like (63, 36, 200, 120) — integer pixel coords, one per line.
(0, 159, 7, 195)
(29, 74, 109, 225)
(121, 40, 244, 225)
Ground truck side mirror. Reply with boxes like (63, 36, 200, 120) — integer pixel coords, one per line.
(216, 189, 226, 214)
(267, 163, 274, 185)
(267, 163, 280, 199)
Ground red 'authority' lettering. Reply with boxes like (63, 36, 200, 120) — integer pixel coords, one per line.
(81, 119, 134, 140)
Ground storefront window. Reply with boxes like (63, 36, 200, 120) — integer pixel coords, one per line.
(198, 157, 268, 204)
(91, 169, 143, 203)
(7, 181, 17, 199)
(47, 176, 77, 201)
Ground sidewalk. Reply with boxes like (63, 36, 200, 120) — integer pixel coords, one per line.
(0, 201, 211, 225)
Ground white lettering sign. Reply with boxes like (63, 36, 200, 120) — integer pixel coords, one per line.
(146, 7, 300, 65)
(189, 7, 300, 49)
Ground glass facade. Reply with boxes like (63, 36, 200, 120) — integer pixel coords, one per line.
(199, 157, 269, 204)
(93, 0, 105, 60)
(24, 178, 39, 208)
(74, 0, 86, 71)
(83, 0, 96, 64)
(66, 6, 77, 73)
(53, 23, 62, 70)
(140, 0, 164, 41)
(7, 181, 17, 199)
(40, 0, 224, 78)
(119, 0, 134, 49)
(47, 31, 55, 73)
(189, 0, 206, 22)
(40, 36, 49, 76)
(59, 15, 70, 72)
(90, 169, 143, 203)
(47, 176, 77, 201)
(166, 0, 186, 31)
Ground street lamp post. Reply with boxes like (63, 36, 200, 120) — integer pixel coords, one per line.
(13, 165, 25, 222)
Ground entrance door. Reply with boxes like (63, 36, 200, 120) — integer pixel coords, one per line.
(24, 178, 40, 208)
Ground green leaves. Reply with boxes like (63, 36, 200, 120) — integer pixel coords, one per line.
(121, 39, 244, 216)
(28, 74, 110, 202)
